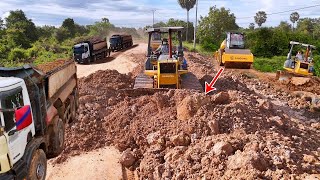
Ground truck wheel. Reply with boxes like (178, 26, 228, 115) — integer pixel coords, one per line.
(27, 149, 47, 180)
(48, 118, 65, 157)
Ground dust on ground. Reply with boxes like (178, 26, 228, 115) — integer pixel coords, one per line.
(76, 44, 146, 78)
(48, 44, 320, 179)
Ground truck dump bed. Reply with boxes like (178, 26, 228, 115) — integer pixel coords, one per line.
(0, 60, 77, 104)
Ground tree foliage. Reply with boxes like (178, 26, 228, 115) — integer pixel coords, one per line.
(254, 11, 267, 27)
(197, 6, 238, 50)
(249, 23, 255, 30)
(62, 18, 76, 37)
(290, 12, 300, 29)
(5, 10, 38, 48)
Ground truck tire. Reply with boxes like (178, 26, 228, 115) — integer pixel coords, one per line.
(47, 118, 65, 157)
(27, 149, 47, 180)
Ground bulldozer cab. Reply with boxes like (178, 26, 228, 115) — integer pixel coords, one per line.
(283, 41, 316, 76)
(226, 32, 245, 49)
(145, 27, 185, 70)
(133, 27, 192, 90)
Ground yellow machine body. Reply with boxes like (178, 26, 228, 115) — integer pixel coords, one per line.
(145, 59, 188, 89)
(214, 32, 254, 68)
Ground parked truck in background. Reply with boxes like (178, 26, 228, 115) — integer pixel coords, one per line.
(73, 37, 110, 64)
(109, 34, 133, 52)
(0, 61, 78, 180)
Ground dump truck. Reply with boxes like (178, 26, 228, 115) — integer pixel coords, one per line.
(109, 34, 133, 51)
(134, 27, 202, 91)
(73, 37, 110, 64)
(214, 32, 254, 68)
(0, 61, 78, 180)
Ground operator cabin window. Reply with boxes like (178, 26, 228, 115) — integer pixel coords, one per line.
(1, 88, 24, 132)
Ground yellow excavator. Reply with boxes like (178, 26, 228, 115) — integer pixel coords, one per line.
(278, 41, 316, 79)
(134, 27, 202, 90)
(214, 32, 254, 68)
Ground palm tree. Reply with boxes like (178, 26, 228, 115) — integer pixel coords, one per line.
(254, 11, 267, 27)
(101, 17, 109, 23)
(290, 12, 300, 30)
(178, 0, 197, 41)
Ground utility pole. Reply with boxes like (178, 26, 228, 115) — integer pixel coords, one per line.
(193, 0, 198, 49)
(151, 10, 156, 27)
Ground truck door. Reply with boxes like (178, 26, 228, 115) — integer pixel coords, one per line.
(83, 44, 90, 59)
(0, 84, 34, 165)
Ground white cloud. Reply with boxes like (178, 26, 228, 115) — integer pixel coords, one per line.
(0, 0, 319, 28)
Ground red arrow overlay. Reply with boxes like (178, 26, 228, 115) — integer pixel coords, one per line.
(205, 67, 224, 94)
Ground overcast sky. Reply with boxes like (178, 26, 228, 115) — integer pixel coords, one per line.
(0, 0, 319, 28)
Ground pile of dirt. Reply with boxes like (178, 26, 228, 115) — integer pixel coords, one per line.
(36, 59, 69, 73)
(54, 69, 134, 163)
(55, 67, 319, 179)
(51, 48, 319, 178)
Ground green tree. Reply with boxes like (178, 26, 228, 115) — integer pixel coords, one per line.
(102, 17, 109, 23)
(0, 17, 4, 30)
(62, 18, 76, 37)
(89, 20, 113, 37)
(37, 25, 57, 39)
(277, 21, 292, 32)
(249, 23, 255, 30)
(197, 6, 238, 50)
(167, 18, 194, 40)
(297, 18, 313, 34)
(5, 28, 31, 48)
(254, 11, 267, 27)
(54, 27, 69, 43)
(5, 10, 38, 46)
(290, 12, 300, 30)
(177, 0, 196, 41)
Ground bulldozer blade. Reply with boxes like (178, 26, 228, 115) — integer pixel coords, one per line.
(119, 88, 169, 97)
(134, 74, 154, 89)
(276, 70, 293, 81)
(181, 72, 203, 92)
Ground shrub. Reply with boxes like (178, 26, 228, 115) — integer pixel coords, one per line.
(8, 48, 29, 61)
(314, 55, 320, 77)
(253, 56, 286, 72)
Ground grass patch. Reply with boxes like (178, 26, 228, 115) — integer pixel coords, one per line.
(253, 56, 286, 72)
(182, 41, 213, 56)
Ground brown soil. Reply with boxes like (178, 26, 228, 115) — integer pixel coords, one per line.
(50, 44, 319, 179)
(36, 59, 69, 73)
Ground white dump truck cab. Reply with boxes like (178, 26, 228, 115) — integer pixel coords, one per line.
(73, 42, 91, 63)
(0, 62, 78, 180)
(0, 77, 44, 179)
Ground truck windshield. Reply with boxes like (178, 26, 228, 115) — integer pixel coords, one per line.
(74, 45, 85, 54)
(230, 33, 245, 49)
(110, 38, 118, 44)
(0, 87, 24, 132)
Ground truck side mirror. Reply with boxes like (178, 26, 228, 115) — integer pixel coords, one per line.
(15, 105, 32, 131)
(8, 129, 17, 136)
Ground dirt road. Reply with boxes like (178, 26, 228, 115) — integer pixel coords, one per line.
(46, 147, 122, 180)
(77, 44, 147, 78)
(47, 44, 147, 180)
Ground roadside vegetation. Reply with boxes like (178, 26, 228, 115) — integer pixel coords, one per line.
(1, 7, 320, 77)
(0, 10, 143, 67)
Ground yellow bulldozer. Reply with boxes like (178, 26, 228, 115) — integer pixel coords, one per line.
(214, 32, 254, 68)
(277, 41, 316, 80)
(134, 27, 202, 90)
